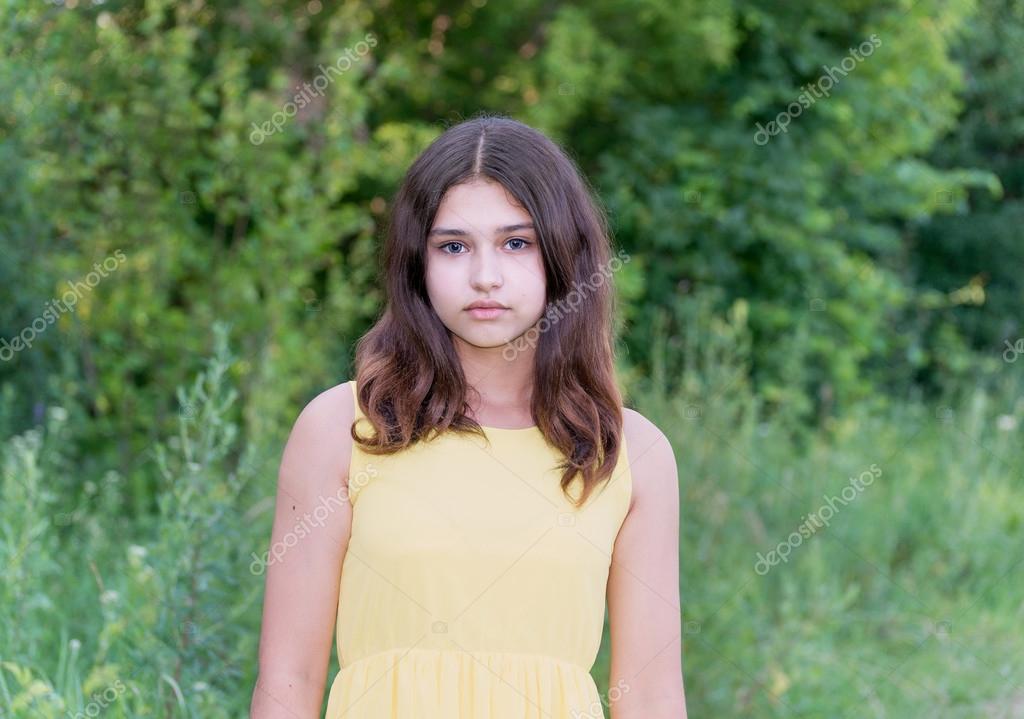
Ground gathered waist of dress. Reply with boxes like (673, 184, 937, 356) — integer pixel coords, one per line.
(324, 644, 606, 718)
(341, 645, 594, 674)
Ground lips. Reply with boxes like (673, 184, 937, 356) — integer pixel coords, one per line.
(465, 302, 508, 320)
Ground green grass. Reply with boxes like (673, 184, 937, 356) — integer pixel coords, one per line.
(591, 363, 1024, 717)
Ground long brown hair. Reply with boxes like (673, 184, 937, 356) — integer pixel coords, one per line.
(351, 114, 625, 508)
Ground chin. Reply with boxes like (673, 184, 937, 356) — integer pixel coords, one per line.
(463, 333, 516, 349)
(454, 324, 519, 348)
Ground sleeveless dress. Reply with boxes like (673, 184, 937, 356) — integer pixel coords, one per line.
(323, 380, 633, 719)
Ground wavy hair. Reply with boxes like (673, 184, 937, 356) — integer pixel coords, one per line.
(351, 115, 624, 508)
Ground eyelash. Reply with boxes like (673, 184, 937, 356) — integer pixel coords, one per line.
(438, 238, 532, 254)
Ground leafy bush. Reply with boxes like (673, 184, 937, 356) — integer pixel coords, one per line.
(1, 323, 269, 718)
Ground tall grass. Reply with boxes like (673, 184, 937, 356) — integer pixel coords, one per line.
(596, 296, 1024, 717)
(1, 323, 271, 718)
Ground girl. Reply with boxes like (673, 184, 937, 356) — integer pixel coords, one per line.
(251, 116, 687, 718)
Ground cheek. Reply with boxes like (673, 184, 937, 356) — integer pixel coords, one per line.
(424, 260, 453, 305)
(512, 256, 547, 313)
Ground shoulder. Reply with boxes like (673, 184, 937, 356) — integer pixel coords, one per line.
(292, 380, 356, 439)
(621, 407, 678, 513)
(299, 379, 356, 423)
(280, 380, 356, 488)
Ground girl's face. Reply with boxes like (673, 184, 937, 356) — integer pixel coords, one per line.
(425, 178, 547, 350)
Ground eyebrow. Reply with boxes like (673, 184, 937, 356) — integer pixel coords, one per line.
(427, 222, 536, 238)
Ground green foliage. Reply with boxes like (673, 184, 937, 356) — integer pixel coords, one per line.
(2, 0, 1014, 464)
(1, 405, 68, 662)
(2, 0, 382, 502)
(908, 0, 1024, 392)
(1, 324, 268, 718)
(624, 313, 1024, 717)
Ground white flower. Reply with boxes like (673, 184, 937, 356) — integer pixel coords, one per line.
(69, 638, 81, 651)
(128, 545, 148, 559)
(996, 414, 1018, 432)
(193, 681, 209, 692)
(100, 590, 120, 605)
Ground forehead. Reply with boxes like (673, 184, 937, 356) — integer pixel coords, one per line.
(431, 180, 533, 231)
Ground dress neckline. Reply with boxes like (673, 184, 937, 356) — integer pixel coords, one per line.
(479, 423, 539, 432)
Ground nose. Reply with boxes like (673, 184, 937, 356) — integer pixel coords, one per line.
(469, 244, 503, 291)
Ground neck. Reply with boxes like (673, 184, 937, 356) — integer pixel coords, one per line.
(453, 336, 536, 423)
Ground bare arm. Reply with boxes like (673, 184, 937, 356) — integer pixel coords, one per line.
(250, 382, 356, 719)
(607, 409, 687, 719)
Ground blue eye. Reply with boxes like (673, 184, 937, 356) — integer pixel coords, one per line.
(437, 238, 531, 254)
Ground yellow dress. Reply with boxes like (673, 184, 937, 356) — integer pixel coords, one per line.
(324, 380, 633, 719)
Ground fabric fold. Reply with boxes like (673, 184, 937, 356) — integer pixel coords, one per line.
(324, 647, 607, 719)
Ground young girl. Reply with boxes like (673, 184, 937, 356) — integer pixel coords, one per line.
(251, 116, 687, 718)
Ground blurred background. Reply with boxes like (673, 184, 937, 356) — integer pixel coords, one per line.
(2, 0, 1022, 716)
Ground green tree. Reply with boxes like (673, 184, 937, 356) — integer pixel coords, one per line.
(909, 0, 1024, 391)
